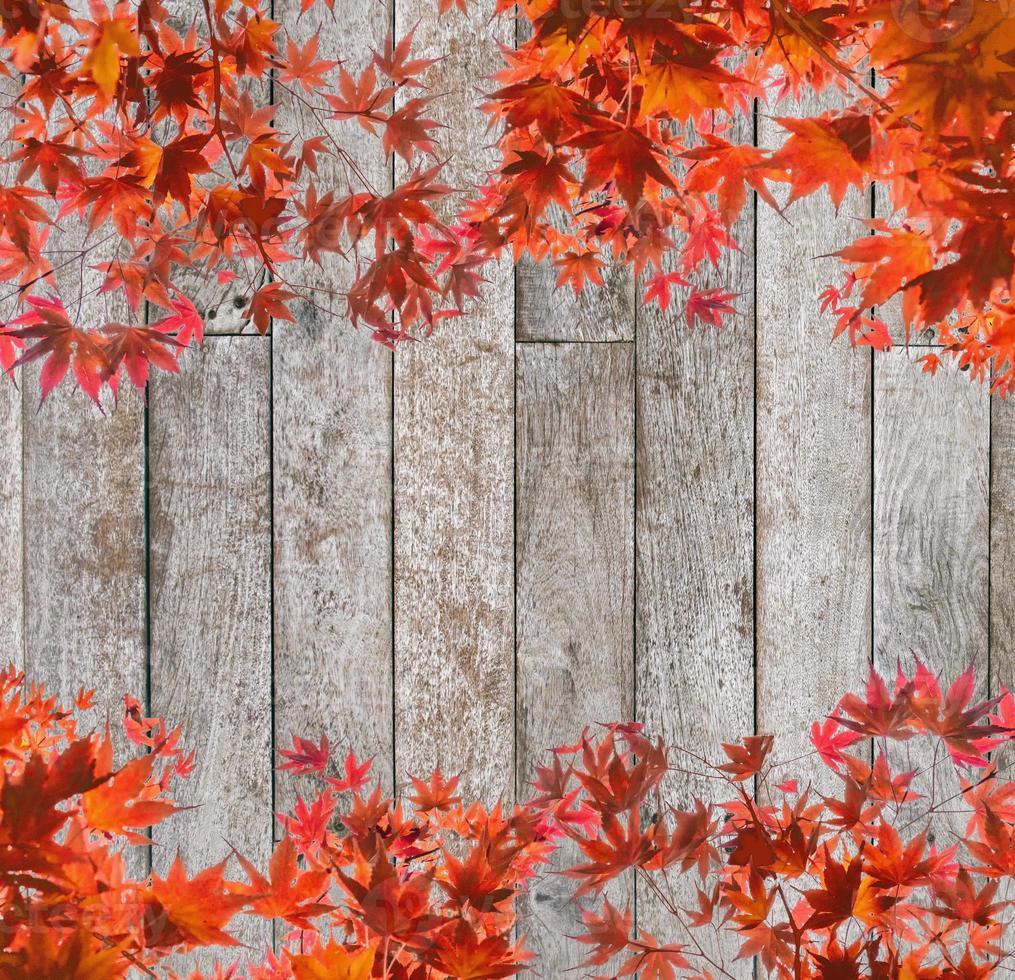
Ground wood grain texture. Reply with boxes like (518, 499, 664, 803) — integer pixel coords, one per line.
(19, 11, 147, 721)
(516, 261, 635, 342)
(756, 93, 872, 775)
(873, 350, 989, 843)
(272, 0, 394, 815)
(273, 319, 393, 807)
(0, 73, 22, 667)
(874, 350, 989, 674)
(23, 386, 145, 711)
(392, 0, 515, 802)
(515, 342, 634, 971)
(148, 337, 272, 957)
(635, 107, 754, 972)
(0, 383, 22, 666)
(991, 396, 1015, 694)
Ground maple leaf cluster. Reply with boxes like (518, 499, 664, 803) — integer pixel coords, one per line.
(447, 0, 1015, 391)
(0, 666, 197, 976)
(2, 658, 1013, 978)
(0, 0, 487, 402)
(557, 661, 1015, 979)
(3, 0, 1013, 402)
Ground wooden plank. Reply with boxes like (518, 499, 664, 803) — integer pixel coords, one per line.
(17, 0, 146, 719)
(148, 337, 272, 955)
(515, 341, 634, 971)
(272, 0, 394, 813)
(392, 1, 515, 802)
(874, 350, 989, 671)
(20, 40, 146, 722)
(992, 396, 1015, 695)
(635, 109, 754, 972)
(0, 72, 23, 667)
(874, 350, 989, 837)
(0, 383, 22, 666)
(756, 93, 872, 778)
(23, 387, 145, 711)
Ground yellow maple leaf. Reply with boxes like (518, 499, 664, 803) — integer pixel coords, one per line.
(85, 18, 139, 97)
(287, 944, 375, 980)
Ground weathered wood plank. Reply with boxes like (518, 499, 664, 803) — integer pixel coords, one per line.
(272, 0, 394, 813)
(148, 337, 272, 956)
(0, 382, 22, 666)
(874, 351, 989, 672)
(992, 396, 1015, 695)
(874, 350, 989, 839)
(23, 387, 145, 712)
(515, 341, 634, 971)
(392, 1, 515, 802)
(273, 321, 393, 806)
(0, 72, 23, 668)
(635, 108, 754, 972)
(18, 10, 146, 720)
(756, 93, 872, 778)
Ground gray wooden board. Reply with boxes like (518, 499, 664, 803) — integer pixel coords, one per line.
(516, 259, 636, 342)
(634, 104, 755, 972)
(874, 348, 990, 841)
(0, 381, 21, 667)
(990, 394, 1015, 912)
(392, 0, 516, 802)
(515, 340, 634, 972)
(148, 337, 273, 959)
(756, 88, 873, 787)
(19, 3, 147, 731)
(874, 350, 989, 673)
(0, 72, 23, 668)
(23, 385, 146, 724)
(272, 0, 395, 817)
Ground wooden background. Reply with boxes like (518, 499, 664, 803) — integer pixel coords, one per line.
(1, 1, 1013, 974)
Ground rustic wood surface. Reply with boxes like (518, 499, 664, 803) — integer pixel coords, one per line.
(635, 100, 755, 975)
(515, 341, 635, 970)
(873, 349, 990, 842)
(0, 382, 21, 666)
(272, 0, 396, 815)
(392, 0, 516, 803)
(148, 337, 273, 955)
(993, 397, 1015, 696)
(3, 18, 1014, 979)
(755, 90, 873, 781)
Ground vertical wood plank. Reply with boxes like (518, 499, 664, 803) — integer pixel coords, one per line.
(515, 341, 634, 971)
(0, 383, 22, 666)
(0, 72, 23, 667)
(874, 351, 989, 838)
(874, 351, 989, 673)
(392, 2, 515, 801)
(272, 0, 394, 813)
(992, 397, 1015, 693)
(23, 389, 145, 711)
(19, 1, 146, 723)
(149, 337, 272, 955)
(635, 109, 754, 970)
(756, 93, 872, 775)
